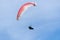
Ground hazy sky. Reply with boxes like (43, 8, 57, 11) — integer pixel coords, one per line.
(0, 0, 60, 40)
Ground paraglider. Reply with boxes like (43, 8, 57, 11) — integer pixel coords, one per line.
(16, 2, 36, 20)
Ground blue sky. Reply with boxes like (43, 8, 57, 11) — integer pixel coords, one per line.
(0, 0, 60, 40)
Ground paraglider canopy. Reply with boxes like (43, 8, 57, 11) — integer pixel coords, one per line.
(16, 2, 36, 20)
